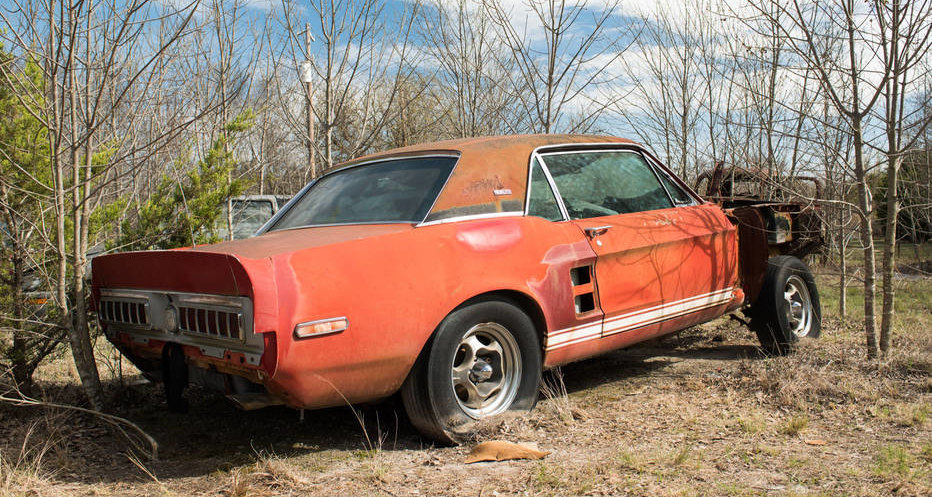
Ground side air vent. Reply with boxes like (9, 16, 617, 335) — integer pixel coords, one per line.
(574, 293, 595, 313)
(570, 265, 598, 315)
(570, 266, 591, 286)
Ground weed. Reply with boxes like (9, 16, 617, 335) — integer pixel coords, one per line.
(0, 417, 63, 496)
(227, 466, 250, 497)
(671, 444, 692, 466)
(873, 445, 914, 480)
(540, 367, 575, 424)
(615, 449, 643, 472)
(736, 415, 765, 435)
(532, 461, 564, 490)
(781, 415, 808, 436)
(909, 404, 929, 426)
(920, 442, 932, 463)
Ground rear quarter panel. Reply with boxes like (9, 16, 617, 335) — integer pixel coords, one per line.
(266, 216, 595, 409)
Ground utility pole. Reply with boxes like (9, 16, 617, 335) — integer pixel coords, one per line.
(301, 24, 316, 178)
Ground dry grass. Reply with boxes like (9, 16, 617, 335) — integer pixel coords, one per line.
(2, 268, 929, 496)
(0, 420, 60, 497)
(539, 367, 576, 424)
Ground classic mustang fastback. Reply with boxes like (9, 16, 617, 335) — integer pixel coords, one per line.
(92, 135, 821, 442)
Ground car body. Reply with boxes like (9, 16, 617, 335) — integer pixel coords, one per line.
(92, 135, 821, 442)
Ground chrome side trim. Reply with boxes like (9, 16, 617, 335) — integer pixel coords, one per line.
(100, 288, 151, 299)
(416, 211, 524, 227)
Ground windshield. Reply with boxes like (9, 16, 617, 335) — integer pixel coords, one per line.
(270, 156, 456, 230)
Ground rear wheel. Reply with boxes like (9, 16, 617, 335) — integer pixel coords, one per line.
(401, 300, 541, 444)
(750, 256, 821, 355)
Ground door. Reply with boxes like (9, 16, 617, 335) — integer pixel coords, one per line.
(538, 149, 735, 339)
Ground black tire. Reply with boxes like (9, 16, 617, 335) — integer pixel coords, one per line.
(401, 300, 541, 444)
(750, 255, 821, 355)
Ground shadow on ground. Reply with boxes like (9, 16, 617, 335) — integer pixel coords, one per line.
(2, 327, 764, 485)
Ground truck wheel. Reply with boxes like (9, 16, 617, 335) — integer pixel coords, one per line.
(750, 256, 821, 355)
(401, 300, 541, 444)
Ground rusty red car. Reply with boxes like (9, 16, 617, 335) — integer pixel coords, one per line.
(92, 135, 821, 442)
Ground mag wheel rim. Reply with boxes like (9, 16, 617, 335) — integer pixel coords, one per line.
(784, 275, 812, 338)
(450, 322, 521, 419)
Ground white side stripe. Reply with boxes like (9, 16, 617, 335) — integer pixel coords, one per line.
(545, 323, 601, 348)
(546, 288, 734, 351)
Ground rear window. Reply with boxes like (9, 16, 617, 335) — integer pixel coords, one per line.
(269, 156, 456, 230)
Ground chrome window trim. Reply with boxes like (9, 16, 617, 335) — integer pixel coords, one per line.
(534, 146, 683, 218)
(261, 221, 419, 234)
(641, 153, 702, 206)
(256, 178, 318, 235)
(417, 211, 524, 227)
(524, 152, 570, 221)
(258, 153, 461, 234)
(416, 153, 463, 224)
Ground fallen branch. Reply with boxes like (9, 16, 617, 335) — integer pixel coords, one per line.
(0, 392, 159, 461)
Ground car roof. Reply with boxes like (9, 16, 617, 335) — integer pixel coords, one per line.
(329, 134, 636, 223)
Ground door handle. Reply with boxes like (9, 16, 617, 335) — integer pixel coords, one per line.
(584, 226, 611, 239)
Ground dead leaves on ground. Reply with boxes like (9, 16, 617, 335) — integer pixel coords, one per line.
(464, 441, 550, 464)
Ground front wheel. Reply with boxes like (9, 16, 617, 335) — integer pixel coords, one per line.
(750, 255, 822, 355)
(401, 300, 541, 444)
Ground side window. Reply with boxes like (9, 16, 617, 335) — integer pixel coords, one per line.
(655, 168, 696, 205)
(540, 151, 673, 219)
(526, 157, 564, 221)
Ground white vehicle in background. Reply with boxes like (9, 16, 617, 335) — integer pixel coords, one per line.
(219, 195, 292, 240)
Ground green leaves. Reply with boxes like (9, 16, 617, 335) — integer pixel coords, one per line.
(116, 112, 253, 251)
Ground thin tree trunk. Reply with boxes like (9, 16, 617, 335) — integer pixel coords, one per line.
(852, 118, 879, 359)
(67, 4, 102, 409)
(839, 207, 848, 317)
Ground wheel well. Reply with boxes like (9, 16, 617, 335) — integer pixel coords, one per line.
(455, 290, 549, 352)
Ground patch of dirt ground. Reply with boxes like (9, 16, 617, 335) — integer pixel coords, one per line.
(2, 311, 930, 496)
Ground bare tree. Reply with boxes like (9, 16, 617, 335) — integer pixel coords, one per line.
(0, 0, 207, 406)
(419, 0, 515, 138)
(746, 0, 899, 358)
(875, 0, 932, 354)
(278, 0, 421, 173)
(484, 0, 629, 134)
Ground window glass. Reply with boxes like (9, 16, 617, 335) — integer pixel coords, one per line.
(655, 168, 696, 205)
(230, 200, 274, 239)
(527, 157, 564, 221)
(541, 151, 673, 219)
(270, 157, 455, 229)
